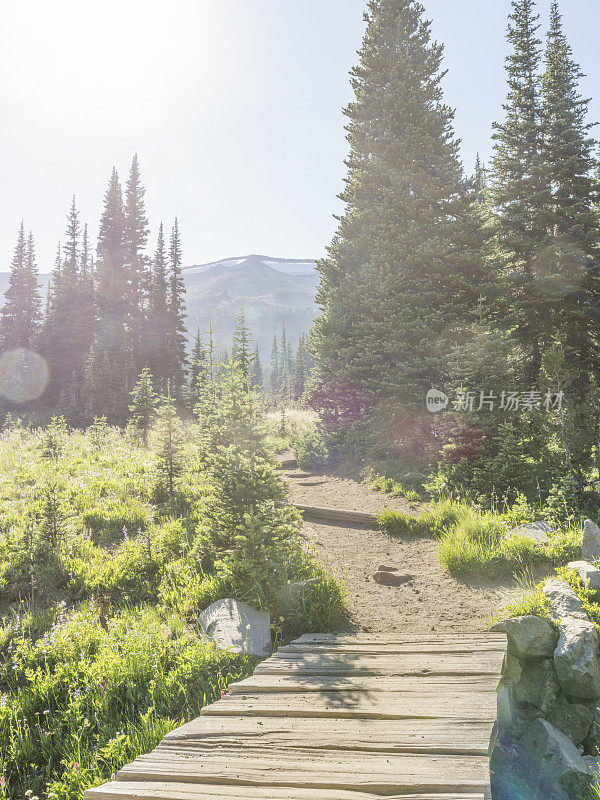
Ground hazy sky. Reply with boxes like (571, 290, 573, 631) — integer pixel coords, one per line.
(1, 0, 600, 272)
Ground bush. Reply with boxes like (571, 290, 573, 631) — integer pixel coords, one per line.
(292, 425, 330, 471)
(376, 508, 435, 536)
(82, 499, 151, 543)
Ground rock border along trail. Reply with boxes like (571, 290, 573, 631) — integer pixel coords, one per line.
(84, 460, 518, 800)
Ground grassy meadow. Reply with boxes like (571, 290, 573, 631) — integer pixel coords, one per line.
(0, 396, 346, 800)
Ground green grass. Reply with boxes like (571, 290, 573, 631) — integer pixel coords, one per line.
(0, 419, 347, 800)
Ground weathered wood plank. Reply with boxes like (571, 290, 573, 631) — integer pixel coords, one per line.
(254, 651, 503, 677)
(201, 690, 496, 720)
(86, 781, 485, 800)
(294, 633, 502, 644)
(287, 503, 378, 526)
(277, 642, 506, 655)
(226, 673, 498, 694)
(160, 715, 494, 755)
(119, 749, 490, 793)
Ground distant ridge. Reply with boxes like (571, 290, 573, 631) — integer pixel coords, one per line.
(0, 255, 319, 357)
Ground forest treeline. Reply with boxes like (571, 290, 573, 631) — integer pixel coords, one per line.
(309, 0, 600, 506)
(2, 157, 311, 422)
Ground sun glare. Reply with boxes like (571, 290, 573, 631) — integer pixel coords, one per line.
(0, 0, 219, 137)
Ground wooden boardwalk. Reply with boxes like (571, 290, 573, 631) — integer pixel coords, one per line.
(85, 632, 504, 800)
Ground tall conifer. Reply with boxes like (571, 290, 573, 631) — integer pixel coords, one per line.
(167, 218, 188, 397)
(311, 0, 489, 425)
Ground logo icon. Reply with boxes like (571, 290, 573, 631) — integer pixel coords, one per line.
(426, 389, 449, 413)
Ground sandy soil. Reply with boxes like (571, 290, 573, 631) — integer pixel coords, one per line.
(284, 460, 528, 635)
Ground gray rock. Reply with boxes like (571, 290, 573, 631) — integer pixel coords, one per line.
(568, 561, 600, 592)
(554, 618, 600, 701)
(276, 579, 322, 612)
(548, 698, 595, 746)
(512, 521, 553, 545)
(543, 579, 588, 621)
(496, 654, 559, 739)
(490, 615, 558, 658)
(198, 599, 271, 657)
(583, 519, 600, 562)
(584, 707, 600, 756)
(517, 719, 600, 800)
(372, 571, 414, 586)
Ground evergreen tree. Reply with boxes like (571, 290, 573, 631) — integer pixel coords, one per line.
(536, 1, 600, 468)
(294, 334, 308, 400)
(167, 218, 188, 397)
(232, 309, 252, 379)
(153, 395, 184, 498)
(251, 344, 264, 390)
(269, 331, 279, 402)
(124, 154, 150, 368)
(86, 168, 132, 418)
(310, 0, 490, 427)
(490, 0, 551, 379)
(1, 223, 42, 349)
(40, 199, 93, 411)
(148, 224, 170, 392)
(188, 328, 209, 408)
(128, 367, 158, 443)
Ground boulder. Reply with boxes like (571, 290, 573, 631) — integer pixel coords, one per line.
(548, 698, 595, 746)
(554, 618, 600, 701)
(583, 519, 600, 562)
(567, 561, 600, 593)
(517, 719, 600, 800)
(198, 599, 271, 657)
(276, 579, 322, 612)
(584, 707, 600, 755)
(512, 521, 552, 545)
(372, 571, 414, 586)
(543, 579, 588, 621)
(495, 654, 559, 739)
(490, 615, 558, 658)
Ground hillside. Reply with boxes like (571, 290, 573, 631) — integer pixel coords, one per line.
(0, 255, 318, 357)
(183, 254, 319, 355)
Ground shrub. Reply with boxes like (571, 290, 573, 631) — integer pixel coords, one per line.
(292, 425, 330, 472)
(376, 508, 435, 536)
(82, 498, 151, 544)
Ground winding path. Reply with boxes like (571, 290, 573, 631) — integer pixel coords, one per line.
(85, 463, 510, 800)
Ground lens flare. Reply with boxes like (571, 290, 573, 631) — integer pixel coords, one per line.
(0, 348, 49, 403)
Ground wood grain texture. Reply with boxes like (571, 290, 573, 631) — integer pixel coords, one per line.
(84, 633, 504, 800)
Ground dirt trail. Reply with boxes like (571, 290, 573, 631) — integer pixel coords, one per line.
(285, 463, 524, 635)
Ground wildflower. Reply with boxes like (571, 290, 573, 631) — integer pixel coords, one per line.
(0, 776, 5, 788)
(73, 762, 80, 773)
(221, 690, 226, 698)
(25, 791, 33, 797)
(100, 676, 107, 693)
(0, 695, 7, 707)
(73, 688, 81, 701)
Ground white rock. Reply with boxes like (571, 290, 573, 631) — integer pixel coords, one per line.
(583, 520, 600, 562)
(554, 618, 600, 701)
(489, 615, 558, 658)
(512, 521, 552, 545)
(543, 579, 588, 621)
(198, 599, 271, 657)
(567, 561, 600, 593)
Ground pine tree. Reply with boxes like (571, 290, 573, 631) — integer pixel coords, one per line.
(148, 224, 171, 392)
(86, 168, 132, 419)
(536, 1, 600, 468)
(269, 331, 279, 402)
(188, 328, 209, 408)
(490, 0, 552, 380)
(232, 309, 252, 379)
(167, 218, 188, 397)
(1, 223, 42, 350)
(153, 395, 184, 498)
(128, 367, 158, 443)
(310, 0, 490, 427)
(294, 334, 308, 400)
(251, 344, 264, 390)
(40, 199, 94, 411)
(124, 154, 150, 368)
